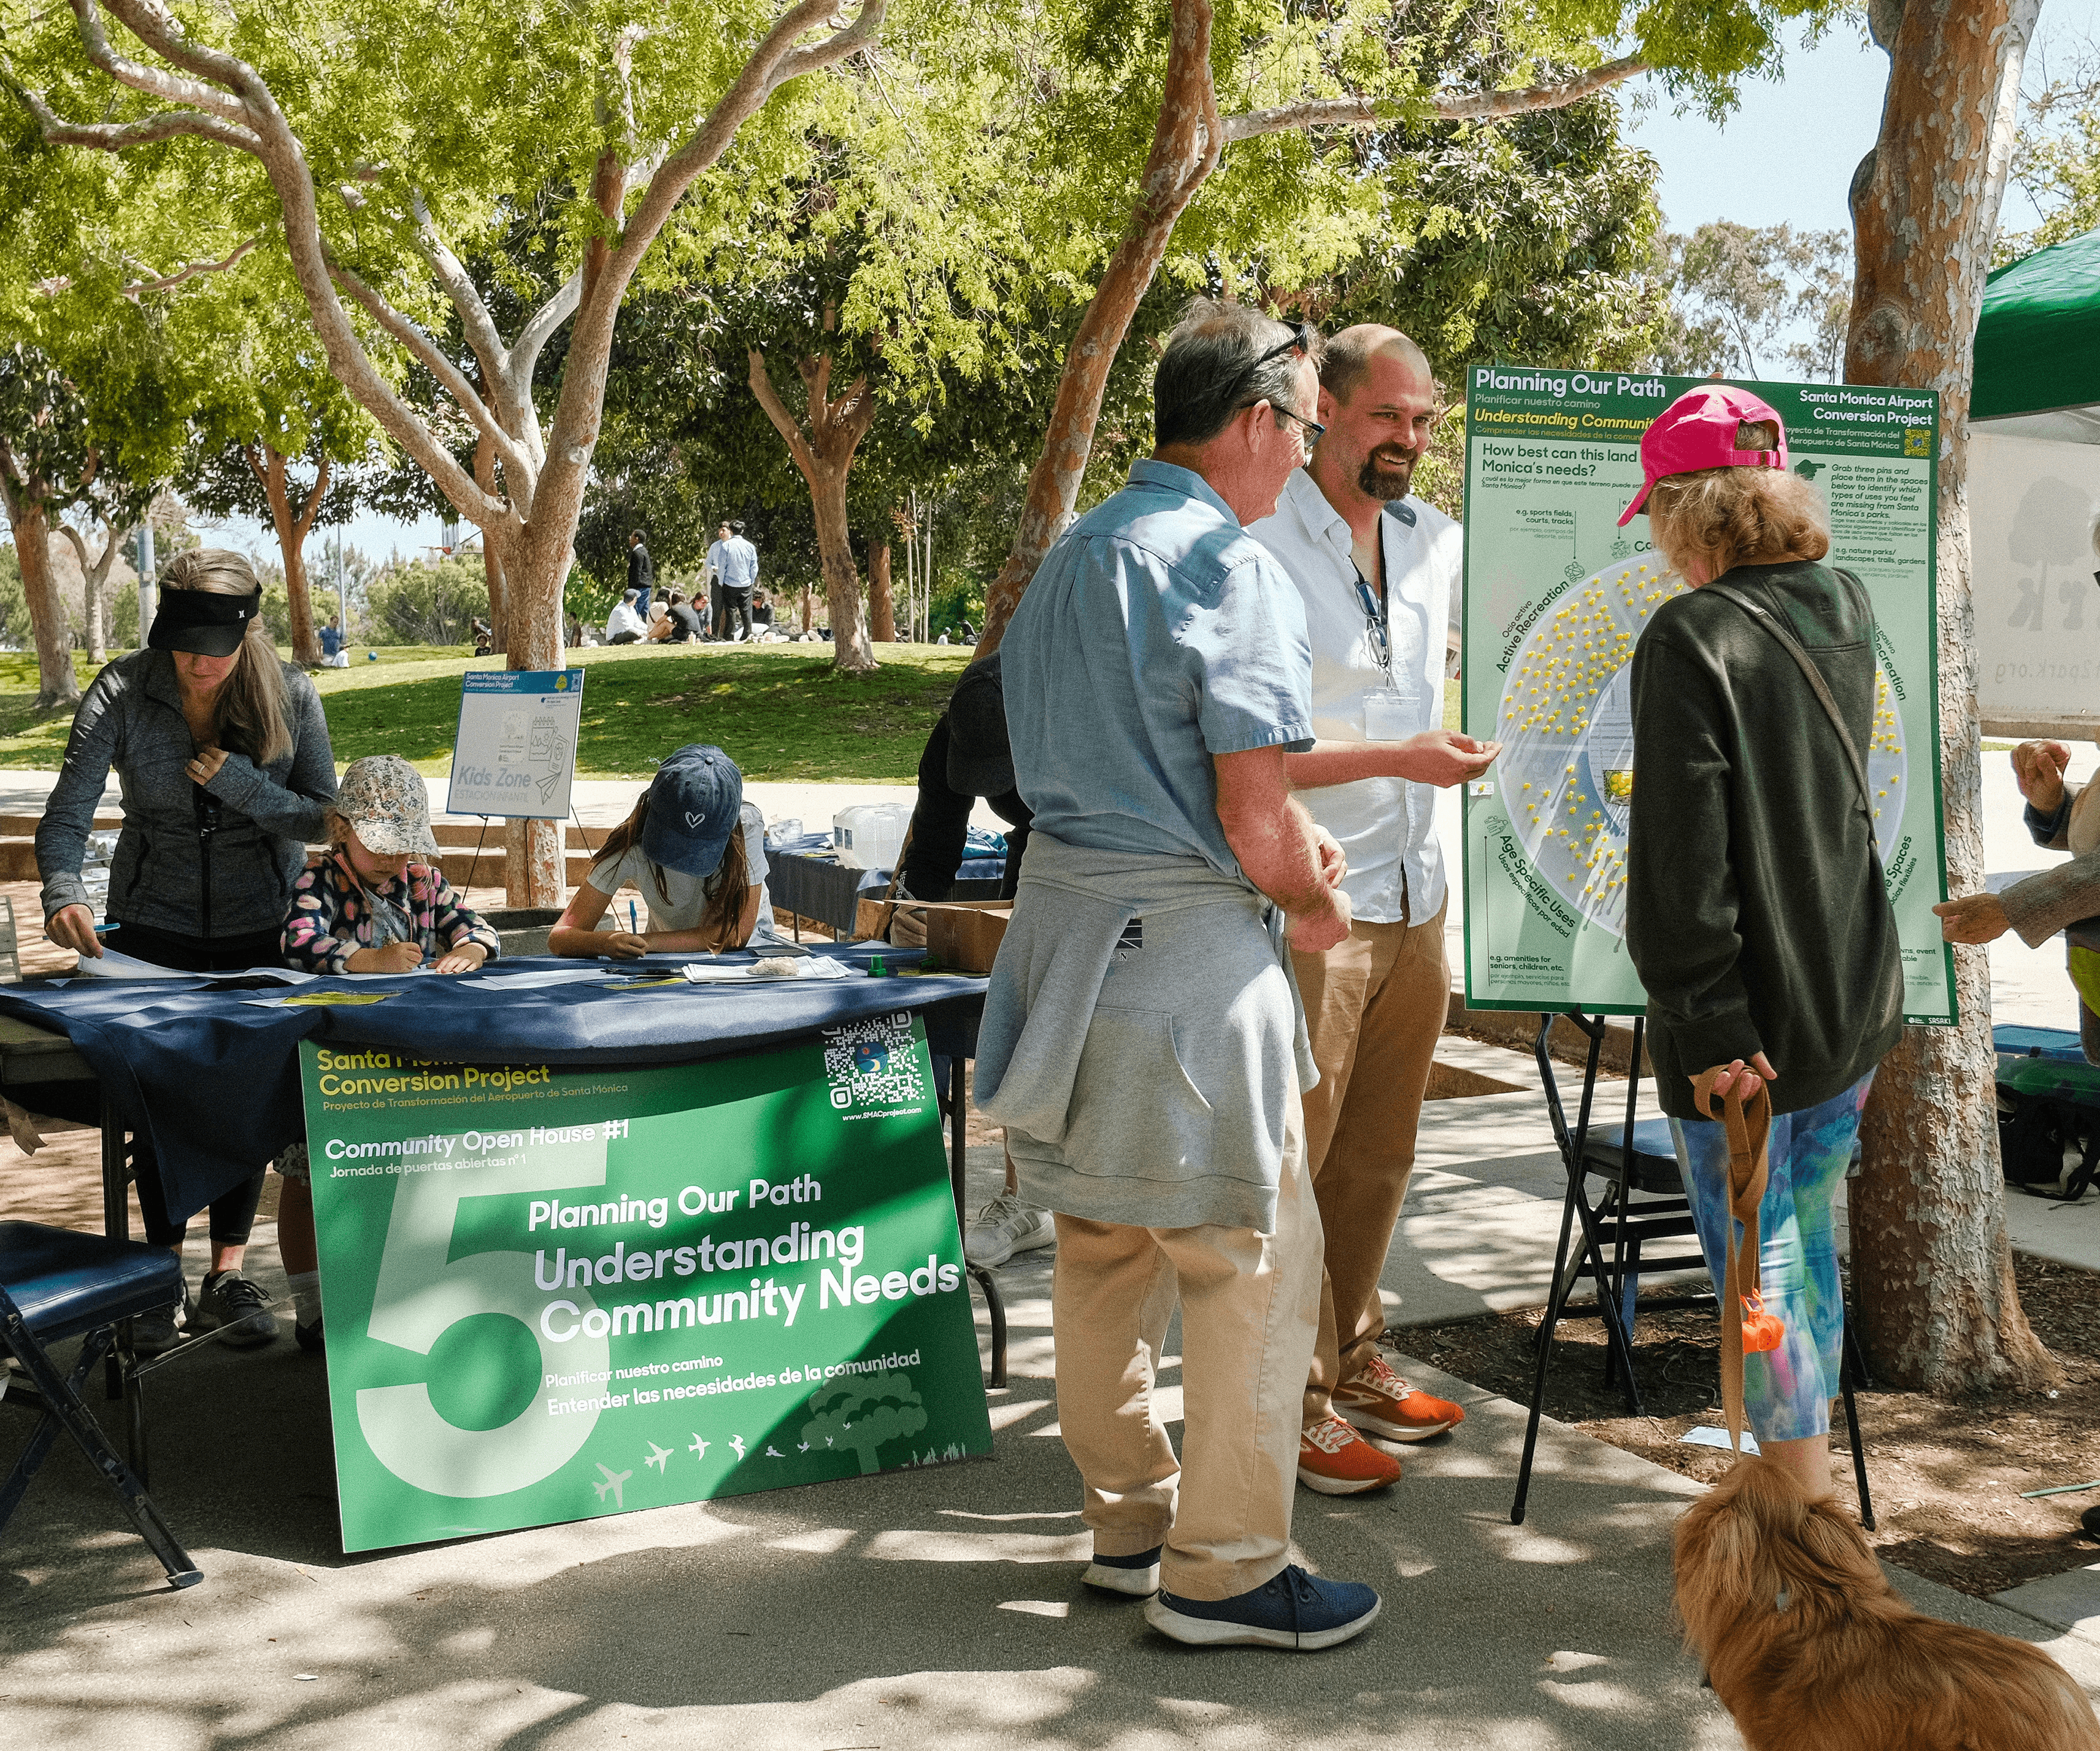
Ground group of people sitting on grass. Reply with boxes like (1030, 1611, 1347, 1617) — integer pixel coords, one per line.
(34, 545, 776, 1360)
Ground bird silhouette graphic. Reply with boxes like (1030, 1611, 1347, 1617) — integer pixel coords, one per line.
(593, 1463, 632, 1507)
(797, 1442, 811, 1453)
(644, 1442, 672, 1474)
(765, 1445, 785, 1459)
(728, 1434, 747, 1461)
(688, 1433, 709, 1460)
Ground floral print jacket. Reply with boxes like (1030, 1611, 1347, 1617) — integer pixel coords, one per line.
(280, 848, 501, 974)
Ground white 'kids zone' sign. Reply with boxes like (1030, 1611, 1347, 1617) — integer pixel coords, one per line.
(447, 669, 586, 820)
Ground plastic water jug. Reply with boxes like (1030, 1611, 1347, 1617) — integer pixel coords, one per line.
(833, 803, 912, 871)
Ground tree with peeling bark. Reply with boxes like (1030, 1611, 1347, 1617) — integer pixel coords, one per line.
(0, 344, 163, 707)
(56, 479, 152, 666)
(972, 0, 1857, 655)
(6, 0, 887, 903)
(1844, 0, 2058, 1393)
(748, 312, 883, 671)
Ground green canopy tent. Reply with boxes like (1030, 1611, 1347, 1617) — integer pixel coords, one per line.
(1970, 228, 2100, 737)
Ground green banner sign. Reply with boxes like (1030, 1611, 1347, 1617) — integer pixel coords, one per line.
(1460, 366, 1955, 1022)
(302, 1012, 991, 1553)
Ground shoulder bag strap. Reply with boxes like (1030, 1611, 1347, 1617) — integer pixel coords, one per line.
(1704, 582, 1873, 823)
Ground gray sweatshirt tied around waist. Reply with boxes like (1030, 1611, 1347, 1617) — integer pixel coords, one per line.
(974, 831, 1315, 1234)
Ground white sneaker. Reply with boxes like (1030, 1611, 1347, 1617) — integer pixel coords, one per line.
(963, 1193, 1054, 1268)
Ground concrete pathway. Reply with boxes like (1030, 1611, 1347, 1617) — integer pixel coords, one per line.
(9, 1152, 2098, 1751)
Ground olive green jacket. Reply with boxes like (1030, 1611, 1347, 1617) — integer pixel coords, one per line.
(1625, 560, 1904, 1120)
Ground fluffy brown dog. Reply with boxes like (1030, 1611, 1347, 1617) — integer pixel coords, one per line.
(1674, 1456, 2100, 1750)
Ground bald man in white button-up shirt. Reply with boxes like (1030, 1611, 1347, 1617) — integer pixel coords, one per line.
(1250, 326, 1497, 1496)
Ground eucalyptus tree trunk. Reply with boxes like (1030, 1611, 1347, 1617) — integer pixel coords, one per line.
(58, 516, 133, 666)
(246, 444, 331, 666)
(21, 0, 885, 903)
(869, 539, 896, 641)
(975, 0, 1221, 658)
(747, 341, 878, 672)
(1845, 0, 2057, 1392)
(0, 494, 79, 710)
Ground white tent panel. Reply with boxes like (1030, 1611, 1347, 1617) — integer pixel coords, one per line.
(1973, 426, 2100, 737)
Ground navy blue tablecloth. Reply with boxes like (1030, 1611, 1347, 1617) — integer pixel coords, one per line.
(0, 944, 987, 1227)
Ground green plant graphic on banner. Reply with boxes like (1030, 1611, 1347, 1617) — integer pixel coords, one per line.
(302, 1011, 991, 1552)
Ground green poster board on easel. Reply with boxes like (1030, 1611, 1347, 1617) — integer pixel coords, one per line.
(1458, 365, 1955, 1025)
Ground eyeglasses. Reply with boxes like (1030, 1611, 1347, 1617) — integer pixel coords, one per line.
(1269, 405, 1326, 446)
(1353, 568, 1391, 676)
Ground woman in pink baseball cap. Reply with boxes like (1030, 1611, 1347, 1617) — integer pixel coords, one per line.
(1620, 384, 1904, 1507)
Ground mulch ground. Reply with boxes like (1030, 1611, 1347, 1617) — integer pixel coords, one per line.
(1396, 1249, 2100, 1598)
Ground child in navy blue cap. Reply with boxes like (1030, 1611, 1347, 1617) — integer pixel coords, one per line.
(548, 744, 774, 955)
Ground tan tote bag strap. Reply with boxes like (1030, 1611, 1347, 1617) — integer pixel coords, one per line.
(1690, 1069, 1774, 1457)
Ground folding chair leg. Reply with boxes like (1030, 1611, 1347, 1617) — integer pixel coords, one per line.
(0, 1320, 201, 1588)
(123, 1340, 149, 1491)
(969, 1266, 1007, 1390)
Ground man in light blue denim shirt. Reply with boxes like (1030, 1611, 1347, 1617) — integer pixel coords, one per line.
(1001, 463, 1318, 874)
(980, 299, 1384, 1653)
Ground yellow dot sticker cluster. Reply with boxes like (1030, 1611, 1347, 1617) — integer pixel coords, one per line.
(1483, 557, 1910, 942)
(1497, 563, 1671, 739)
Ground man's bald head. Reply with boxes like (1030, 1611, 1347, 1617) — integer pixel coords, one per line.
(1320, 325, 1432, 407)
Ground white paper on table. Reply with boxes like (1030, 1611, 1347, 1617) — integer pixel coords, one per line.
(474, 966, 618, 990)
(72, 947, 199, 980)
(680, 956, 854, 984)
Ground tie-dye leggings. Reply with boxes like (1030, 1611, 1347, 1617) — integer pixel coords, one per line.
(1668, 1073, 1872, 1443)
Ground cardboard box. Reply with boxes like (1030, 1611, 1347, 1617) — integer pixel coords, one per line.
(924, 901, 1012, 974)
(853, 896, 1012, 972)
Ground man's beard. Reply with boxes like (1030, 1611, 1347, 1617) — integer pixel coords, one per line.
(1357, 447, 1417, 501)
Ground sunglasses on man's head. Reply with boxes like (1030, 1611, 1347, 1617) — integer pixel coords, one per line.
(1227, 320, 1320, 405)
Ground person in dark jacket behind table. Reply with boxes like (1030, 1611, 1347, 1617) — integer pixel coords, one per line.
(37, 547, 339, 1355)
(887, 653, 1042, 1268)
(1622, 385, 1902, 1507)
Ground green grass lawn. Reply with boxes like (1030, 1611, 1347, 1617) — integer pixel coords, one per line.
(0, 643, 973, 783)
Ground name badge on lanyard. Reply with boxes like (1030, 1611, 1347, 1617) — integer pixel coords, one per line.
(1364, 691, 1412, 742)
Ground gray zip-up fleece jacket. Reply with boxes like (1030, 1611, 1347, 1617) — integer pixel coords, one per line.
(37, 649, 337, 939)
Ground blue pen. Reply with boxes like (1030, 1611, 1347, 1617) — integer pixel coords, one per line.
(628, 900, 639, 936)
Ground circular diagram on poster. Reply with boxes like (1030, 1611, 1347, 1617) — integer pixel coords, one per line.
(1490, 556, 1907, 940)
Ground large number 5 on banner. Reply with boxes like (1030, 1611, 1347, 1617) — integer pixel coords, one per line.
(356, 1137, 610, 1499)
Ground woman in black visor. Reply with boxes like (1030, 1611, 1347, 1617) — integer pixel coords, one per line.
(36, 547, 338, 1352)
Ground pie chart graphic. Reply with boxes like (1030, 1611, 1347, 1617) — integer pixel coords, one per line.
(1489, 557, 1907, 939)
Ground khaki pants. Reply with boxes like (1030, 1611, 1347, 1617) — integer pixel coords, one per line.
(1292, 898, 1448, 1428)
(1049, 1078, 1321, 1601)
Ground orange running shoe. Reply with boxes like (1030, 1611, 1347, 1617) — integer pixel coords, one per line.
(1333, 1355, 1466, 1444)
(1297, 1414, 1402, 1495)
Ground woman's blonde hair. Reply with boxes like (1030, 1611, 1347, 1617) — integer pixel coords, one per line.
(160, 548, 293, 765)
(1645, 421, 1831, 582)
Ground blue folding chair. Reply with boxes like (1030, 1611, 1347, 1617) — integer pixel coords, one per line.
(0, 1222, 201, 1588)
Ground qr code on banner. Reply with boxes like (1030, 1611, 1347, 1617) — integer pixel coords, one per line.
(822, 1011, 926, 1111)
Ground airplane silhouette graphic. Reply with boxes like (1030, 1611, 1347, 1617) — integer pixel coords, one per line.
(644, 1442, 672, 1474)
(593, 1463, 632, 1507)
(688, 1434, 709, 1460)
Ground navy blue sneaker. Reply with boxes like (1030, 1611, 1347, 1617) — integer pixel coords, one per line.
(1082, 1545, 1162, 1596)
(1145, 1564, 1381, 1649)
